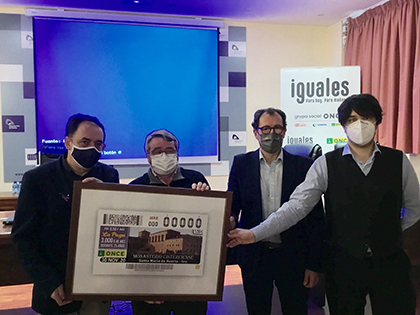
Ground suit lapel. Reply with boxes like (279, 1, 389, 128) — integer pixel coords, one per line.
(281, 150, 291, 205)
(250, 149, 263, 219)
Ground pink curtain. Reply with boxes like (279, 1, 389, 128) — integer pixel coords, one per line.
(345, 0, 420, 153)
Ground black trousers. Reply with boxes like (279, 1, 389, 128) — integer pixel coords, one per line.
(240, 244, 309, 315)
(131, 301, 207, 315)
(325, 248, 416, 315)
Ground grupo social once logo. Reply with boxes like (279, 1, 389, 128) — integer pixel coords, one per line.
(323, 113, 339, 120)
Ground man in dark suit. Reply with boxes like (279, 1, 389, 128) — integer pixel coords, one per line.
(12, 114, 119, 315)
(228, 108, 324, 315)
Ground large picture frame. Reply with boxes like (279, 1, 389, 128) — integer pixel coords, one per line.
(65, 181, 232, 301)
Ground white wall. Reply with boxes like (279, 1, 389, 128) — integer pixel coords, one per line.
(0, 6, 23, 14)
(207, 20, 344, 190)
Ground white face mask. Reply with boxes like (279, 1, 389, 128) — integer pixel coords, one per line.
(150, 153, 178, 175)
(346, 120, 376, 146)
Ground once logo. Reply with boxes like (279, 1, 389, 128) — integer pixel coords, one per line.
(326, 138, 347, 144)
(98, 250, 126, 257)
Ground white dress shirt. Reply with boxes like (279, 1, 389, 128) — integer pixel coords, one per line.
(259, 149, 283, 243)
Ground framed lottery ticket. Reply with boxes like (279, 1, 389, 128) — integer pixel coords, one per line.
(65, 181, 232, 301)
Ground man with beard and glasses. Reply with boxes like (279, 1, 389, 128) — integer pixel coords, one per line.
(12, 113, 119, 315)
(227, 107, 325, 315)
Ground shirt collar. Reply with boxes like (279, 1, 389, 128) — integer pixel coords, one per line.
(342, 142, 382, 157)
(258, 148, 283, 163)
(62, 152, 83, 178)
(62, 152, 73, 174)
(148, 166, 184, 184)
(62, 151, 96, 178)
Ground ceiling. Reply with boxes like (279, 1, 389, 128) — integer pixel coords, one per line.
(2, 0, 386, 26)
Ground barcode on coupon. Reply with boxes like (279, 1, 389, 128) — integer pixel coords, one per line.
(126, 264, 174, 271)
(103, 214, 142, 226)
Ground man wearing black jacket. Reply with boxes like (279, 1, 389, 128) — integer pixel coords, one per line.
(12, 114, 119, 315)
(228, 108, 325, 315)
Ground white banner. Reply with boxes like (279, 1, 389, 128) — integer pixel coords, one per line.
(280, 66, 360, 153)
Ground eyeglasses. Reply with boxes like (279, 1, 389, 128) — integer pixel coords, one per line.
(150, 148, 177, 156)
(258, 125, 285, 135)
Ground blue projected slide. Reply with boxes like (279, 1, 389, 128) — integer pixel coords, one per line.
(34, 18, 219, 163)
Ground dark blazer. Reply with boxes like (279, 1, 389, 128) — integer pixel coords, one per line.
(228, 149, 325, 272)
(12, 155, 119, 315)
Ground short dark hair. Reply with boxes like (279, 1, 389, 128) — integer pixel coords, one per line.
(145, 129, 179, 153)
(251, 108, 287, 130)
(338, 94, 383, 126)
(65, 113, 106, 141)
